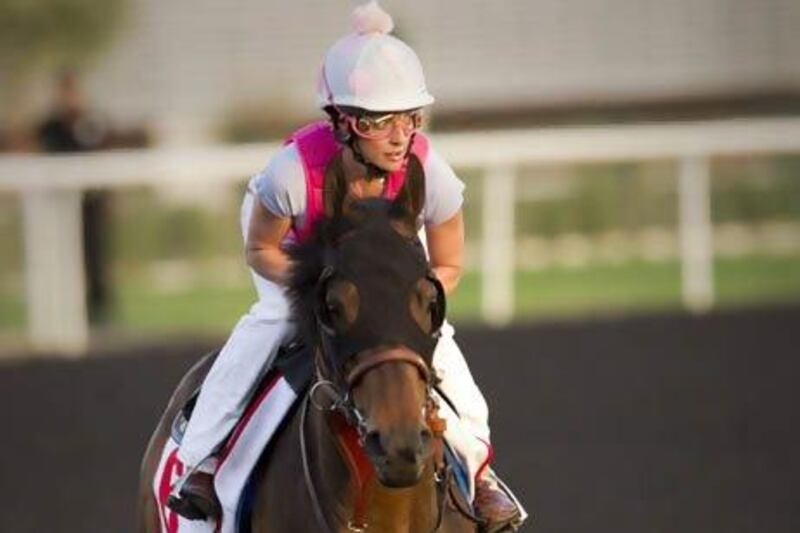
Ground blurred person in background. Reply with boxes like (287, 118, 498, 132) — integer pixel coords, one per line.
(167, 2, 525, 530)
(37, 69, 114, 324)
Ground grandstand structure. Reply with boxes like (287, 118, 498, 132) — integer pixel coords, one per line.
(66, 0, 800, 144)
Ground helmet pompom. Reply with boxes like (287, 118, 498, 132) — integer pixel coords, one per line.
(316, 0, 434, 110)
(352, 1, 394, 35)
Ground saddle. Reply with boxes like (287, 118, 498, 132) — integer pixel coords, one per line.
(171, 341, 313, 445)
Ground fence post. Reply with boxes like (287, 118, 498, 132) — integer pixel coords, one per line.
(21, 187, 89, 355)
(677, 155, 714, 313)
(481, 164, 516, 326)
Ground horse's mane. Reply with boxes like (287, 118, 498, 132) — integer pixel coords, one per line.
(285, 198, 416, 343)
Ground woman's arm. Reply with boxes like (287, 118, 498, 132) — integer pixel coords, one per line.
(245, 199, 293, 285)
(425, 209, 465, 295)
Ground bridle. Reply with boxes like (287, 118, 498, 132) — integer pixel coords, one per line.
(313, 335, 435, 436)
(299, 272, 450, 532)
(306, 235, 446, 440)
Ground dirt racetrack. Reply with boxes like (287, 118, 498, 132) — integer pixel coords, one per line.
(1, 304, 799, 533)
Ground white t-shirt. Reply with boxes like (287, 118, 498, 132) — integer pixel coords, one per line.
(248, 142, 465, 235)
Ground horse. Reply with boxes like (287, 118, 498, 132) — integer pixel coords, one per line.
(138, 197, 480, 532)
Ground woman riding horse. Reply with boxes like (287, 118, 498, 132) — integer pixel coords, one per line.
(142, 198, 483, 531)
(245, 199, 479, 531)
(165, 2, 524, 530)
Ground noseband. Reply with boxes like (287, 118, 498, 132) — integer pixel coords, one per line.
(346, 350, 431, 389)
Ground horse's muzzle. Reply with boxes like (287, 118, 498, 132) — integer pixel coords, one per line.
(364, 426, 433, 488)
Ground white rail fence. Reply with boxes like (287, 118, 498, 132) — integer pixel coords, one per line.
(2, 117, 800, 355)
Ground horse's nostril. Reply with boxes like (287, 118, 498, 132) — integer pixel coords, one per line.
(420, 428, 432, 445)
(364, 430, 386, 457)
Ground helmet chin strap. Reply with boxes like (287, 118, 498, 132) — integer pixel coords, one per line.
(347, 136, 389, 181)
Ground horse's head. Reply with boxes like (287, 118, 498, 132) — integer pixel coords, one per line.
(287, 198, 446, 487)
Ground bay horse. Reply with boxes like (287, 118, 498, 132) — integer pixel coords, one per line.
(138, 197, 479, 532)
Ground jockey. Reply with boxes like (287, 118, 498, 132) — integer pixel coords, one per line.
(168, 2, 525, 530)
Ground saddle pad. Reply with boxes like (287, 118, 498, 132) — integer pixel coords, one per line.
(152, 371, 299, 533)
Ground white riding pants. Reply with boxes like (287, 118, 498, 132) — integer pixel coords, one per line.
(177, 192, 492, 488)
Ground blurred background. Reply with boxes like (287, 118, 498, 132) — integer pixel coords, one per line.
(1, 1, 799, 532)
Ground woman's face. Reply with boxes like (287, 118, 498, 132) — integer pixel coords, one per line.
(343, 109, 423, 173)
(355, 127, 411, 172)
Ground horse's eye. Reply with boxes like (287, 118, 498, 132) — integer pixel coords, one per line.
(324, 289, 346, 317)
(325, 298, 340, 315)
(321, 281, 359, 331)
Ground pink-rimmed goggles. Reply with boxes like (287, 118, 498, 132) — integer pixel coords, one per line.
(338, 107, 424, 140)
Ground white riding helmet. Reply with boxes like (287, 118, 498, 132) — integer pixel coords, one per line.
(316, 1, 434, 112)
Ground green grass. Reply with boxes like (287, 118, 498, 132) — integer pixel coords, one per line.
(2, 254, 800, 336)
(715, 255, 800, 305)
(452, 255, 800, 321)
(115, 284, 256, 333)
(0, 293, 25, 331)
(513, 261, 684, 317)
(448, 262, 683, 321)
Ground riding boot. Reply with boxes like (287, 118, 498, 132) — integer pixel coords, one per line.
(167, 470, 221, 521)
(473, 471, 524, 532)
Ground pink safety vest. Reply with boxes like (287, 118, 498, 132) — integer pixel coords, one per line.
(285, 121, 430, 243)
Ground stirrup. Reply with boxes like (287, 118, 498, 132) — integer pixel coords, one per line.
(477, 471, 528, 532)
(167, 493, 211, 521)
(166, 467, 218, 521)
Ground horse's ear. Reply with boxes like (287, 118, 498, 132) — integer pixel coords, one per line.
(390, 153, 425, 234)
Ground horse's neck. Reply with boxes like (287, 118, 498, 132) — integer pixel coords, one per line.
(310, 406, 440, 533)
